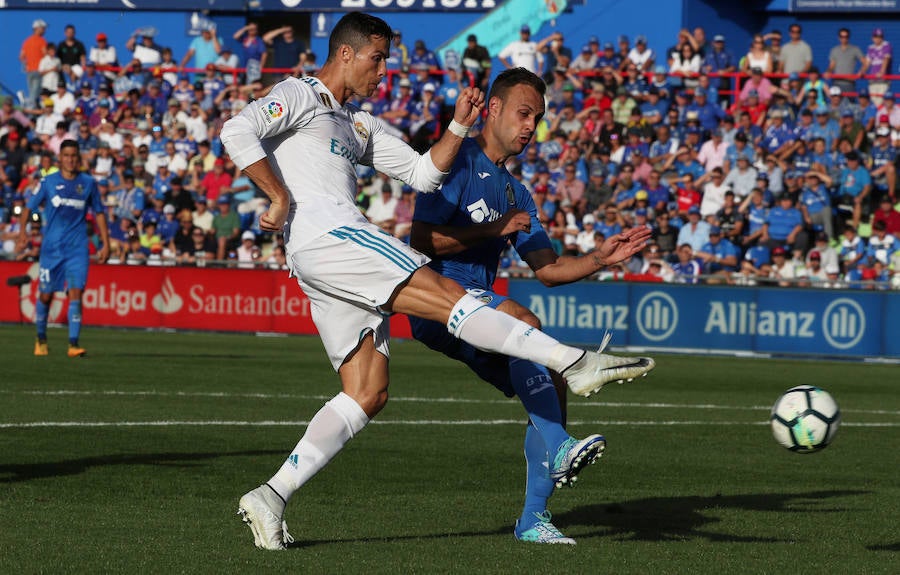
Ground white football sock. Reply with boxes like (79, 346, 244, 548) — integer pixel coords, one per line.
(447, 294, 584, 373)
(267, 392, 369, 503)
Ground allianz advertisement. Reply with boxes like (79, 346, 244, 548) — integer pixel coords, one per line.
(509, 281, 900, 358)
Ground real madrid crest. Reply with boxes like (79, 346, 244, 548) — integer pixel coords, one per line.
(354, 121, 369, 141)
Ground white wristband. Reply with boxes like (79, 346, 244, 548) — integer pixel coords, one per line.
(447, 119, 470, 139)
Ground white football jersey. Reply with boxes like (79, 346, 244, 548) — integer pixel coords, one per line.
(221, 76, 444, 248)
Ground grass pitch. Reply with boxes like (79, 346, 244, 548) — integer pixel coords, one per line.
(0, 324, 897, 574)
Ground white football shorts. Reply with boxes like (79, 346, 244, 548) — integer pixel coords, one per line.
(289, 222, 430, 371)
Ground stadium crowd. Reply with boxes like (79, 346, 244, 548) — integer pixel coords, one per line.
(3, 19, 900, 288)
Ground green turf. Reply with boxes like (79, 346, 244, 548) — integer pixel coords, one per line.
(0, 325, 897, 574)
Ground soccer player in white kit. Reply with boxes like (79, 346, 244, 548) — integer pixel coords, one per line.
(221, 12, 655, 550)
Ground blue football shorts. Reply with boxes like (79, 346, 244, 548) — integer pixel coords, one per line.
(38, 251, 89, 294)
(408, 288, 516, 397)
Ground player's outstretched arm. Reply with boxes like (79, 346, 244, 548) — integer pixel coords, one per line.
(526, 226, 652, 287)
(427, 86, 484, 172)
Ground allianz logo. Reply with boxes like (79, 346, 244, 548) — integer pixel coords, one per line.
(635, 291, 866, 349)
(528, 295, 629, 330)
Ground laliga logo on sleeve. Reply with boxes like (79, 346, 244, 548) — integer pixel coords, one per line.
(266, 101, 284, 119)
(152, 276, 184, 314)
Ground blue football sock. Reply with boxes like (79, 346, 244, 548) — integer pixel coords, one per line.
(68, 300, 82, 346)
(508, 358, 570, 454)
(35, 299, 48, 342)
(519, 423, 555, 529)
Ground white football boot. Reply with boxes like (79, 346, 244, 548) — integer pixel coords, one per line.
(237, 484, 294, 550)
(564, 333, 656, 397)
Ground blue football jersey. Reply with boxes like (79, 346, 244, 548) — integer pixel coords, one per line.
(414, 138, 551, 290)
(28, 171, 101, 256)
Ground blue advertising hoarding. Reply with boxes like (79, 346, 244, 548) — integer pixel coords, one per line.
(509, 280, 897, 359)
(789, 0, 900, 11)
(0, 0, 500, 10)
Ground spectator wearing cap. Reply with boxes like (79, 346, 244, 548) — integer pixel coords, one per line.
(808, 108, 839, 151)
(89, 32, 118, 82)
(863, 28, 892, 105)
(838, 225, 866, 271)
(49, 79, 75, 117)
(763, 193, 805, 252)
(499, 25, 543, 76)
(627, 34, 655, 72)
(127, 27, 162, 66)
(799, 170, 835, 239)
(702, 34, 735, 94)
(739, 66, 774, 104)
(685, 87, 725, 132)
(856, 88, 878, 131)
(676, 205, 710, 252)
(115, 171, 145, 221)
(386, 28, 409, 72)
(597, 42, 622, 71)
(571, 43, 598, 73)
(462, 34, 492, 91)
(696, 225, 739, 276)
(211, 195, 240, 260)
(761, 109, 795, 156)
(75, 122, 99, 158)
(837, 151, 871, 228)
(75, 80, 99, 116)
(408, 82, 441, 153)
(810, 230, 839, 270)
(768, 245, 803, 287)
(381, 78, 414, 135)
(723, 153, 757, 200)
(837, 107, 865, 152)
(409, 38, 440, 70)
(20, 19, 49, 108)
(34, 97, 63, 140)
(233, 22, 266, 83)
(824, 28, 865, 95)
(697, 128, 728, 172)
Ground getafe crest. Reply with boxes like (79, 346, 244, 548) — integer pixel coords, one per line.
(505, 183, 515, 206)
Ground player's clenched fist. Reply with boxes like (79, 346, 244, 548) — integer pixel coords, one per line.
(453, 87, 485, 128)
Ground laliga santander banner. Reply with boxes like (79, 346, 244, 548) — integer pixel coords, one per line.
(2, 262, 511, 338)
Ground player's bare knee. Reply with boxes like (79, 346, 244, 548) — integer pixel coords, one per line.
(520, 311, 542, 330)
(352, 387, 389, 417)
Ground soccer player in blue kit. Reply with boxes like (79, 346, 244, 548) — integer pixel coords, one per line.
(18, 140, 110, 357)
(409, 68, 654, 545)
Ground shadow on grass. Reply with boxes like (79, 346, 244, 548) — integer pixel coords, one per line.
(0, 450, 284, 483)
(866, 542, 900, 552)
(112, 353, 258, 360)
(553, 490, 869, 543)
(283, 490, 868, 549)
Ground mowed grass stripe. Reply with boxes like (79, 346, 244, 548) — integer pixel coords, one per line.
(1, 419, 896, 429)
(4, 389, 899, 416)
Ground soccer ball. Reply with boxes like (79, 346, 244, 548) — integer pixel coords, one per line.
(770, 386, 841, 453)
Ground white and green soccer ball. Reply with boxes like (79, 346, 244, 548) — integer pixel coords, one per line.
(770, 385, 841, 453)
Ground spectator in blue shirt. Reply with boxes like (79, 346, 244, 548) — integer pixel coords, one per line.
(808, 109, 840, 151)
(761, 109, 795, 155)
(837, 151, 872, 229)
(696, 225, 739, 275)
(869, 126, 896, 199)
(409, 39, 439, 69)
(798, 170, 834, 239)
(676, 205, 711, 251)
(763, 193, 806, 252)
(702, 34, 735, 95)
(856, 88, 878, 132)
(687, 88, 725, 132)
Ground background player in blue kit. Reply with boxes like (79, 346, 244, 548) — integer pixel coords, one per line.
(18, 140, 110, 357)
(409, 68, 653, 545)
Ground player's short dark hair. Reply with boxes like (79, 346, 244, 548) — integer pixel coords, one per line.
(328, 12, 392, 61)
(59, 139, 79, 154)
(488, 68, 546, 103)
